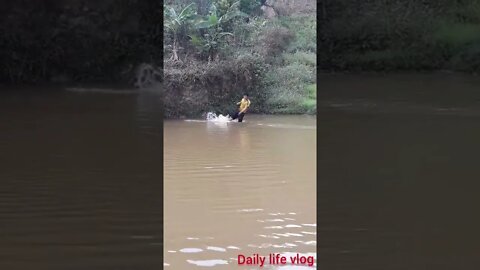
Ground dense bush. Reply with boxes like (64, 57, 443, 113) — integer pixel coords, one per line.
(257, 14, 316, 114)
(239, 0, 262, 15)
(259, 26, 294, 59)
(264, 61, 316, 113)
(283, 51, 316, 67)
(163, 54, 267, 117)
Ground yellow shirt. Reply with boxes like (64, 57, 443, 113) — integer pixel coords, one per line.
(238, 98, 251, 113)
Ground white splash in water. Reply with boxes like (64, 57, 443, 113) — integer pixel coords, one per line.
(187, 259, 228, 267)
(272, 244, 294, 248)
(206, 246, 227, 252)
(179, 248, 203, 253)
(269, 212, 286, 216)
(285, 224, 302, 228)
(206, 112, 232, 122)
(273, 233, 304, 237)
(265, 219, 285, 222)
(237, 208, 264, 213)
(258, 234, 280, 239)
(265, 226, 284, 229)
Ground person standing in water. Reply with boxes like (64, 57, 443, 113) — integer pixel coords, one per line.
(231, 93, 250, 122)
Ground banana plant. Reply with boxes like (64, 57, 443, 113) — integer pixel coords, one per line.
(190, 1, 247, 61)
(193, 30, 234, 62)
(195, 1, 247, 29)
(164, 3, 197, 61)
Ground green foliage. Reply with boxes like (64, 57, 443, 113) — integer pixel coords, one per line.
(264, 62, 316, 113)
(301, 83, 316, 113)
(277, 16, 316, 53)
(450, 43, 480, 71)
(283, 51, 316, 67)
(239, 0, 262, 15)
(182, 0, 248, 61)
(250, 15, 317, 114)
(164, 3, 198, 61)
(163, 2, 317, 116)
(447, 0, 480, 23)
(231, 17, 267, 48)
(195, 1, 246, 29)
(318, 0, 480, 72)
(191, 30, 234, 61)
(433, 23, 480, 47)
(301, 99, 316, 113)
(164, 3, 197, 33)
(213, 0, 236, 17)
(259, 26, 294, 59)
(306, 83, 316, 99)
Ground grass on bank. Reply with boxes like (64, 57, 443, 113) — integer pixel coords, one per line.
(263, 15, 317, 114)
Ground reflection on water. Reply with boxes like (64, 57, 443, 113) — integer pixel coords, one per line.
(164, 210, 317, 269)
(0, 89, 162, 270)
(164, 115, 316, 269)
(318, 73, 480, 269)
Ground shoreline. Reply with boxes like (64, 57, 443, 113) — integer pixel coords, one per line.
(317, 69, 480, 76)
(165, 112, 317, 120)
(1, 69, 478, 89)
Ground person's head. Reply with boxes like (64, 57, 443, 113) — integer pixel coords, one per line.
(243, 93, 249, 100)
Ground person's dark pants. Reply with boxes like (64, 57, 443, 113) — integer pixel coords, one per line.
(231, 111, 246, 122)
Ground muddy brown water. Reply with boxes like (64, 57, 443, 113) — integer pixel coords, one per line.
(0, 89, 162, 270)
(164, 115, 317, 269)
(4, 72, 479, 270)
(0, 88, 316, 270)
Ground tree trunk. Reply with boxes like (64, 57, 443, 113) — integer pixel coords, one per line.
(172, 32, 179, 61)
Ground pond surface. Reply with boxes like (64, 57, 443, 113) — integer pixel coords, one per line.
(4, 72, 478, 270)
(318, 73, 480, 270)
(0, 89, 162, 270)
(164, 115, 317, 269)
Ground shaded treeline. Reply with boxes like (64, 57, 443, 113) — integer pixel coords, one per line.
(0, 0, 161, 84)
(2, 0, 480, 86)
(318, 0, 480, 71)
